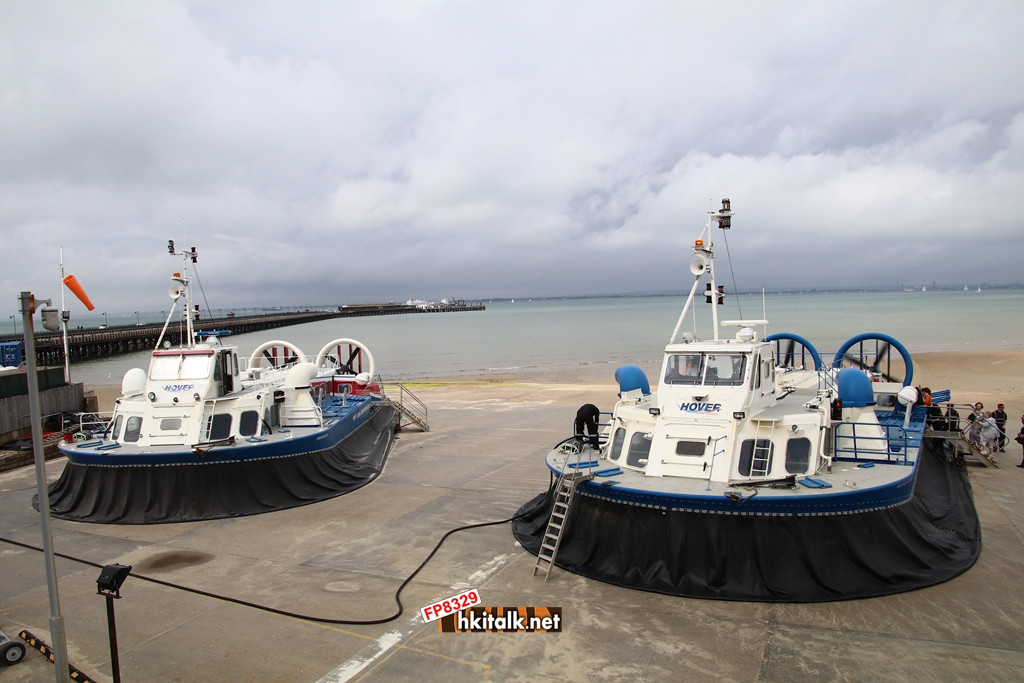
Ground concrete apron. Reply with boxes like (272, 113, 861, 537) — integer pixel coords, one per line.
(1, 382, 1023, 682)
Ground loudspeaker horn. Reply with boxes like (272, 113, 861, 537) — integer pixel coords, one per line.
(689, 257, 709, 276)
(168, 285, 184, 300)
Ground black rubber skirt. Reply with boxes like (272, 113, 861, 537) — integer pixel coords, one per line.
(41, 404, 397, 524)
(513, 439, 980, 602)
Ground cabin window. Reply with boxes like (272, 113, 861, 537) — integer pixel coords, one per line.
(625, 432, 652, 467)
(124, 416, 143, 443)
(111, 415, 123, 441)
(150, 353, 214, 380)
(608, 427, 626, 462)
(180, 354, 214, 379)
(207, 413, 232, 441)
(150, 356, 181, 380)
(738, 439, 774, 476)
(159, 418, 182, 431)
(664, 354, 704, 385)
(664, 353, 746, 386)
(785, 438, 812, 474)
(675, 440, 706, 457)
(704, 354, 746, 386)
(239, 410, 260, 437)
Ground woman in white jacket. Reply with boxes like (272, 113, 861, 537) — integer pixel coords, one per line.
(978, 412, 1001, 456)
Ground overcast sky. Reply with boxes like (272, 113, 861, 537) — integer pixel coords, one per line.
(2, 1, 1022, 316)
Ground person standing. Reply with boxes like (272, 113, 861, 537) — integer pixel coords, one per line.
(966, 402, 984, 448)
(1017, 416, 1024, 468)
(993, 403, 1008, 452)
(978, 412, 1000, 456)
(575, 403, 602, 451)
(944, 404, 960, 432)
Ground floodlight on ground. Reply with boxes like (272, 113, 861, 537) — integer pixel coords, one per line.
(96, 564, 132, 682)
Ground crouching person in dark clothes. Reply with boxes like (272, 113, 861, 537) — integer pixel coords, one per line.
(575, 403, 601, 451)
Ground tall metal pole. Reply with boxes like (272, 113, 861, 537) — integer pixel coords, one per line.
(59, 247, 71, 384)
(20, 291, 71, 683)
(104, 595, 122, 683)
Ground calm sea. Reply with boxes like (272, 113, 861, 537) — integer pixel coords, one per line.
(60, 289, 1024, 387)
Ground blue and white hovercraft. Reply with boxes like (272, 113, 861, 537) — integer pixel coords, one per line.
(49, 247, 397, 524)
(515, 199, 979, 602)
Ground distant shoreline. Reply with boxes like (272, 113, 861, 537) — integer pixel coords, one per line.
(472, 286, 1024, 302)
(6, 286, 1023, 327)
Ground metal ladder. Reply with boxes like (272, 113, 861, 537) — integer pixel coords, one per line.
(533, 442, 594, 580)
(750, 419, 775, 477)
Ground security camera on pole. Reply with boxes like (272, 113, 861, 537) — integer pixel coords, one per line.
(20, 274, 93, 683)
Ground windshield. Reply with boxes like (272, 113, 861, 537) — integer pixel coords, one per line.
(150, 353, 214, 381)
(664, 353, 746, 386)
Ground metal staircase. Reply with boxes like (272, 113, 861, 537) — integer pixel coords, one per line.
(384, 383, 429, 431)
(925, 428, 998, 468)
(963, 438, 999, 468)
(533, 441, 595, 580)
(922, 399, 998, 468)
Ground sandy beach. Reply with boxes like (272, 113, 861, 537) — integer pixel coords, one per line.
(912, 349, 1024, 423)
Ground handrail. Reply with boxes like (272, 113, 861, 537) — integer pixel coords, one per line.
(70, 411, 113, 435)
(706, 433, 728, 490)
(392, 383, 425, 416)
(832, 419, 912, 464)
(384, 382, 429, 430)
(817, 364, 839, 396)
(18, 410, 67, 433)
(567, 412, 612, 444)
(554, 437, 597, 480)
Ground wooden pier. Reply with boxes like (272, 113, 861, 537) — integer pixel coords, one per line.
(0, 302, 484, 366)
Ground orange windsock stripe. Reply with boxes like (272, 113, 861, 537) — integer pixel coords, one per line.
(62, 274, 95, 311)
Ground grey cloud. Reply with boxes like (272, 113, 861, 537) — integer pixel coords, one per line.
(2, 1, 1022, 318)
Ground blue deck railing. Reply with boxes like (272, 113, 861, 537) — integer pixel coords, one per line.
(832, 406, 926, 465)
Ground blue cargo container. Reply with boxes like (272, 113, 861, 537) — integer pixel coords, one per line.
(1, 341, 23, 367)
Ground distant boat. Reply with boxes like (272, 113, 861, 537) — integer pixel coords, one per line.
(922, 286, 927, 292)
(964, 285, 969, 291)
